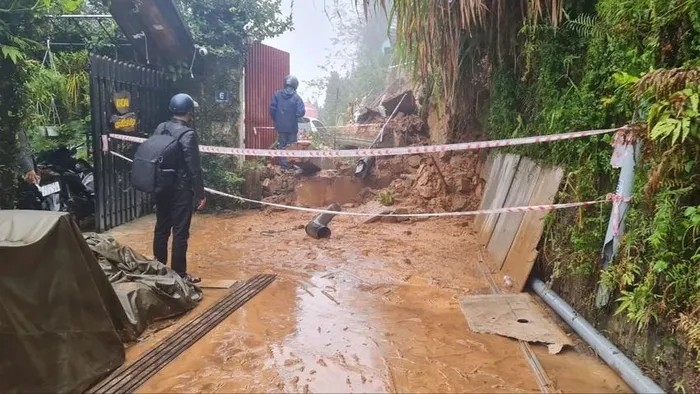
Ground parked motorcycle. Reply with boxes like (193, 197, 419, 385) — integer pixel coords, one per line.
(19, 145, 95, 225)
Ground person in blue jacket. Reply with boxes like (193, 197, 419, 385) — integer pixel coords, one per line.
(269, 75, 305, 169)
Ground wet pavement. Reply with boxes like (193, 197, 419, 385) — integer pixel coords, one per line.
(109, 210, 630, 393)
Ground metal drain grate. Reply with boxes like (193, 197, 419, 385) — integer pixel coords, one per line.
(89, 274, 277, 394)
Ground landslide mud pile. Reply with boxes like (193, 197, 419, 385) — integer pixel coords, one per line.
(366, 151, 484, 213)
(381, 113, 430, 147)
(256, 89, 483, 213)
(260, 166, 299, 206)
(258, 129, 483, 215)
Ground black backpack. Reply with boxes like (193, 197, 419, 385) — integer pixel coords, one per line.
(131, 123, 190, 194)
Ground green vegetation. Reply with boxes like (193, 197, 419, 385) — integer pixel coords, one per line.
(363, 0, 699, 388)
(0, 0, 86, 208)
(357, 0, 563, 129)
(377, 189, 394, 206)
(21, 51, 90, 157)
(486, 1, 700, 386)
(0, 0, 290, 209)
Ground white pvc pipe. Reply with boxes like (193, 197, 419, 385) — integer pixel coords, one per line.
(531, 279, 664, 394)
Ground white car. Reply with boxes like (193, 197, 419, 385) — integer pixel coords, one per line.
(297, 117, 374, 149)
(297, 116, 327, 144)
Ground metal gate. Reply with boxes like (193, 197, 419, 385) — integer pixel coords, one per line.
(244, 43, 290, 152)
(89, 55, 172, 232)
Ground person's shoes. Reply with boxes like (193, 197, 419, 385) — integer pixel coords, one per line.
(179, 272, 201, 284)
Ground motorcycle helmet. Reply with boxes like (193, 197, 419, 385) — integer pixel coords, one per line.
(284, 75, 299, 90)
(169, 93, 199, 115)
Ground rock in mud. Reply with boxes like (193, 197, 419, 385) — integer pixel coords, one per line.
(381, 208, 410, 223)
(457, 176, 475, 194)
(360, 201, 394, 224)
(451, 195, 470, 211)
(407, 155, 423, 168)
(417, 185, 437, 199)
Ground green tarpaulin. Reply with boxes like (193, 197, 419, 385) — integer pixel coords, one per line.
(0, 211, 125, 393)
(84, 232, 202, 341)
(0, 211, 202, 393)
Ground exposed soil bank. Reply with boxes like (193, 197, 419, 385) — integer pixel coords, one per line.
(539, 260, 700, 392)
(109, 211, 630, 393)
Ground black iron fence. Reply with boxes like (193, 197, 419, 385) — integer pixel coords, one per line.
(89, 55, 172, 232)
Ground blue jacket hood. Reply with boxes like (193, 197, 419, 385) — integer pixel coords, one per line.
(269, 87, 305, 134)
(281, 87, 296, 97)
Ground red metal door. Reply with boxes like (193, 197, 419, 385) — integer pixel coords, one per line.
(245, 43, 290, 156)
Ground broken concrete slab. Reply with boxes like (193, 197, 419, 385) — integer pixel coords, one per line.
(381, 90, 417, 115)
(459, 293, 572, 354)
(380, 207, 410, 224)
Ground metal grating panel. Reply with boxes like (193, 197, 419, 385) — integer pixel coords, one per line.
(88, 274, 277, 393)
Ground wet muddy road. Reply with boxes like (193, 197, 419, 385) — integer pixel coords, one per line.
(109, 210, 629, 393)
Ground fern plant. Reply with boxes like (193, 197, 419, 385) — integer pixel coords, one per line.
(646, 87, 700, 144)
(677, 310, 700, 371)
(564, 13, 606, 39)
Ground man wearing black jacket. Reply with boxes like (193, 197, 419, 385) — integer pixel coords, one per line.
(152, 93, 205, 283)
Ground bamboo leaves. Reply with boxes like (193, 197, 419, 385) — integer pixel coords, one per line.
(354, 0, 563, 115)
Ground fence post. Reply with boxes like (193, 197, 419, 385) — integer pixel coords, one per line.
(595, 129, 642, 308)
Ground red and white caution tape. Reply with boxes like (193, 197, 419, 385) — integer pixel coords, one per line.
(109, 150, 133, 163)
(609, 192, 632, 236)
(205, 187, 611, 217)
(253, 123, 383, 131)
(108, 150, 619, 218)
(108, 126, 625, 158)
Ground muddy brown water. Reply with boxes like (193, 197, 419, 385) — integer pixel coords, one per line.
(109, 210, 630, 393)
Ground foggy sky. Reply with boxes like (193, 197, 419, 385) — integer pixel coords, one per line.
(263, 0, 341, 104)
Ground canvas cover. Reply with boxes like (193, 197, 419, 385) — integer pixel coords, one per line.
(0, 211, 203, 393)
(83, 232, 202, 341)
(0, 211, 125, 393)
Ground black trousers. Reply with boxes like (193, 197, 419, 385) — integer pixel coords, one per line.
(153, 189, 193, 275)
